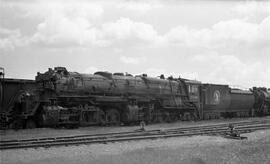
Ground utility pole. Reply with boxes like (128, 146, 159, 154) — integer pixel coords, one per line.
(0, 67, 4, 110)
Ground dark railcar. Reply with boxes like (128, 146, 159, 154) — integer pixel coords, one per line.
(0, 77, 81, 129)
(0, 78, 36, 112)
(0, 78, 37, 129)
(228, 89, 255, 117)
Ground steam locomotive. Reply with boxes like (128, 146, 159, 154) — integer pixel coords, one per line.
(0, 67, 269, 129)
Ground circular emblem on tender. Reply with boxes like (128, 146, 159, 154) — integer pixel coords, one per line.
(213, 90, 221, 104)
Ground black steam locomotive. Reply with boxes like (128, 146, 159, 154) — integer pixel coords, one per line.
(0, 67, 269, 129)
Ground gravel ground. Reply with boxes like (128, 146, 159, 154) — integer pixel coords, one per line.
(1, 129, 270, 164)
(1, 116, 269, 141)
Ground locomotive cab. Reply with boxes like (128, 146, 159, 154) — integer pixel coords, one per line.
(184, 80, 202, 118)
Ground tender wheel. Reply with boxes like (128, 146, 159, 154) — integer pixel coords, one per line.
(162, 112, 171, 123)
(106, 109, 120, 125)
(25, 119, 36, 129)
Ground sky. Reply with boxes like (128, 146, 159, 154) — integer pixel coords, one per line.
(0, 0, 270, 89)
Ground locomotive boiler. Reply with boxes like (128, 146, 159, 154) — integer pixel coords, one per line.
(33, 67, 198, 127)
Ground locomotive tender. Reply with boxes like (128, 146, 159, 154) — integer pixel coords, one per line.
(0, 67, 269, 129)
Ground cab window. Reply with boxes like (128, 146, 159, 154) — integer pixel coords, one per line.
(188, 85, 198, 94)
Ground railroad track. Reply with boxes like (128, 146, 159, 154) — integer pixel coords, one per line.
(1, 119, 270, 150)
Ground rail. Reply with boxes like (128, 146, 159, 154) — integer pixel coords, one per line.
(1, 119, 269, 150)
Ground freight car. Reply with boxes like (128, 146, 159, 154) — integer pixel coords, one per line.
(0, 67, 269, 129)
(0, 78, 37, 129)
